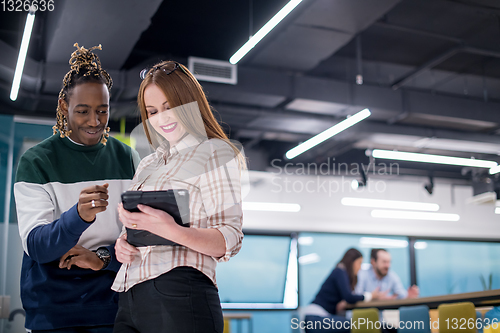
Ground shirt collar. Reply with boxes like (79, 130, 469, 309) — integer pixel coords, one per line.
(370, 267, 386, 281)
(156, 133, 204, 158)
(67, 136, 85, 146)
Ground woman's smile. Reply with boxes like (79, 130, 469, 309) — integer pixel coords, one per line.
(160, 122, 177, 133)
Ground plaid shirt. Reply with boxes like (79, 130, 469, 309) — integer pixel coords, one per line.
(112, 134, 243, 292)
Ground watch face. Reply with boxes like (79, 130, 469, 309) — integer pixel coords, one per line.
(97, 248, 111, 260)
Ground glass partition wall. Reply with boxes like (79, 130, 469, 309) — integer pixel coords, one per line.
(0, 115, 54, 333)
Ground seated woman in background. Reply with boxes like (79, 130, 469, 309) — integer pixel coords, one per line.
(303, 248, 388, 333)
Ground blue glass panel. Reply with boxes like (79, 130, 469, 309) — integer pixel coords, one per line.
(415, 240, 500, 296)
(218, 235, 291, 303)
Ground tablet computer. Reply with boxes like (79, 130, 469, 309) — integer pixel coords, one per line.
(121, 190, 190, 247)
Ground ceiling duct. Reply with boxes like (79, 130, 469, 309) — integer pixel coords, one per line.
(188, 57, 237, 85)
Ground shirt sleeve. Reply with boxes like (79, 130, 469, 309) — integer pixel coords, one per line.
(14, 154, 93, 263)
(354, 269, 366, 294)
(391, 272, 408, 299)
(199, 143, 243, 263)
(334, 269, 365, 304)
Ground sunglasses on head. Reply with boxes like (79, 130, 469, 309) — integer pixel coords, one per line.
(139, 62, 187, 80)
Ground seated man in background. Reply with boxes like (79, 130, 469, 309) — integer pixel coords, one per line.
(355, 248, 419, 300)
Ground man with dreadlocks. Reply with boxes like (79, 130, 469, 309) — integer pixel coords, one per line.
(14, 43, 139, 332)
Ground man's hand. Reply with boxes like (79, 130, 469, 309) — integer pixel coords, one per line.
(59, 245, 104, 271)
(407, 285, 420, 299)
(77, 184, 109, 222)
(372, 287, 397, 300)
(115, 233, 139, 264)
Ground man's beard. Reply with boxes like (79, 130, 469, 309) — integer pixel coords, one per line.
(375, 266, 388, 277)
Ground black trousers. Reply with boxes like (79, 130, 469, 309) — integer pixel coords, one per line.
(113, 266, 223, 333)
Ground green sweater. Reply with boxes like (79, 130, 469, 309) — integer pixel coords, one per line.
(14, 134, 138, 330)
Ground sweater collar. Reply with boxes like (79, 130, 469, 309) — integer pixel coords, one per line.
(60, 135, 105, 152)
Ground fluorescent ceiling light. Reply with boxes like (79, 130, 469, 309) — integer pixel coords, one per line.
(298, 253, 320, 265)
(359, 237, 409, 248)
(369, 134, 500, 155)
(495, 207, 500, 214)
(229, 0, 302, 64)
(341, 197, 439, 211)
(298, 236, 314, 246)
(371, 209, 460, 222)
(10, 10, 36, 101)
(414, 241, 428, 250)
(371, 149, 497, 169)
(490, 165, 500, 175)
(242, 202, 301, 212)
(286, 108, 371, 159)
(414, 137, 500, 155)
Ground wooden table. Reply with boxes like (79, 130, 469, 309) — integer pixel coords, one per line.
(349, 289, 500, 310)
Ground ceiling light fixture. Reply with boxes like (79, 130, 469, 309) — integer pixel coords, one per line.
(489, 165, 500, 175)
(10, 8, 36, 101)
(341, 197, 439, 211)
(242, 202, 301, 212)
(298, 253, 320, 265)
(286, 108, 371, 159)
(414, 241, 428, 250)
(371, 209, 460, 221)
(371, 149, 497, 169)
(359, 237, 409, 248)
(229, 0, 303, 64)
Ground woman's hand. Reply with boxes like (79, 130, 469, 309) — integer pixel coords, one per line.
(117, 203, 178, 236)
(59, 245, 104, 271)
(115, 233, 139, 264)
(117, 203, 226, 258)
(77, 183, 109, 222)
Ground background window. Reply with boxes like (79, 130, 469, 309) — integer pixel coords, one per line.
(217, 234, 295, 306)
(415, 240, 500, 297)
(298, 233, 411, 306)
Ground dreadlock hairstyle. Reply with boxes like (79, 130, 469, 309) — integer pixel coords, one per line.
(53, 43, 113, 145)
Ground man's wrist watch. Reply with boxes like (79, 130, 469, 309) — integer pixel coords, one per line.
(95, 247, 111, 270)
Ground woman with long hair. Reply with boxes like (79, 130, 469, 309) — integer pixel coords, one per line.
(303, 248, 387, 332)
(112, 61, 245, 333)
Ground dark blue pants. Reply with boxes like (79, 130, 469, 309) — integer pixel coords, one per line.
(113, 266, 223, 333)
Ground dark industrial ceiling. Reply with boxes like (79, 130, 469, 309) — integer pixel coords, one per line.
(2, 0, 500, 183)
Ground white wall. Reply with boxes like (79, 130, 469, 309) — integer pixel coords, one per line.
(242, 171, 500, 239)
